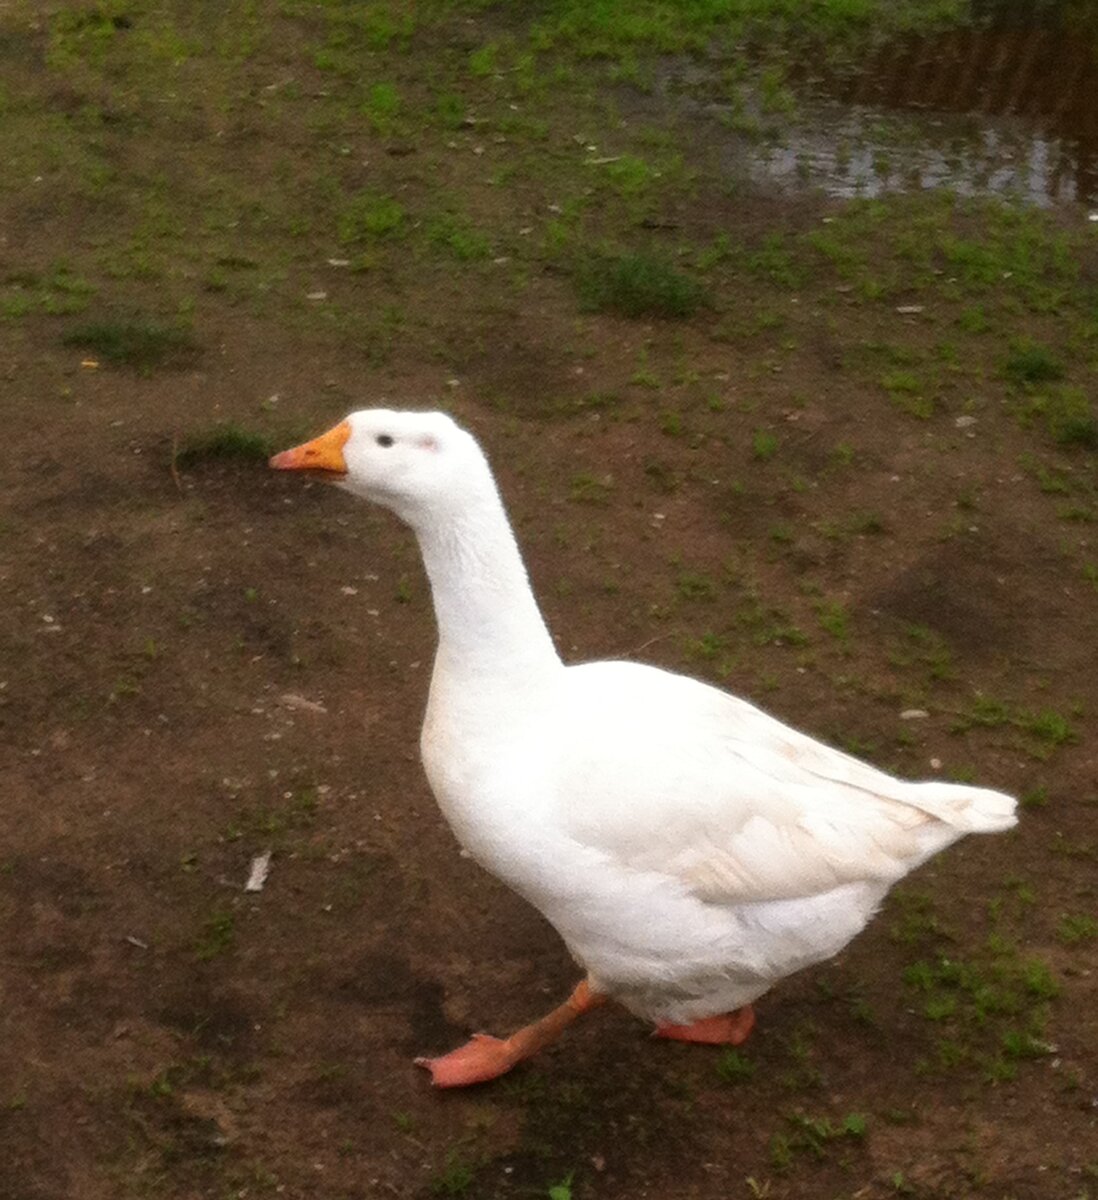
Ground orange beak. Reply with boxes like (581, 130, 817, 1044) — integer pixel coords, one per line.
(269, 420, 351, 476)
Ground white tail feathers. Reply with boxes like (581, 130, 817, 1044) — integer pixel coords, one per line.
(902, 781, 1018, 833)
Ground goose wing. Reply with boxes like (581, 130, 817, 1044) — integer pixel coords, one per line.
(551, 661, 1015, 905)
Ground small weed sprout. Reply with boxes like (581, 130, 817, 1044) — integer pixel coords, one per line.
(431, 1149, 475, 1196)
(715, 1047, 756, 1083)
(195, 911, 235, 960)
(752, 429, 779, 460)
(569, 473, 614, 505)
(547, 1174, 574, 1200)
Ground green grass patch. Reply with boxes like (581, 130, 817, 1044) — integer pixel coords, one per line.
(527, 0, 965, 63)
(430, 1147, 476, 1196)
(1, 264, 95, 319)
(194, 910, 235, 961)
(1056, 914, 1098, 944)
(744, 232, 807, 288)
(1026, 385, 1098, 449)
(816, 599, 849, 642)
(425, 212, 492, 262)
(716, 1048, 756, 1084)
(676, 570, 717, 601)
(952, 695, 1076, 754)
(569, 472, 614, 504)
(1004, 341, 1065, 387)
(176, 424, 274, 468)
(752, 428, 779, 460)
(576, 251, 704, 318)
(547, 1175, 574, 1200)
(601, 153, 662, 197)
(769, 1111, 867, 1172)
(880, 369, 934, 418)
(904, 946, 1059, 1082)
(61, 318, 198, 368)
(362, 81, 401, 133)
(337, 191, 406, 243)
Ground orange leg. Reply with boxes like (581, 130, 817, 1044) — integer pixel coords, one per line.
(415, 980, 607, 1088)
(655, 1004, 756, 1046)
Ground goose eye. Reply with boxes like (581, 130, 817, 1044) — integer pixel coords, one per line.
(376, 434, 394, 447)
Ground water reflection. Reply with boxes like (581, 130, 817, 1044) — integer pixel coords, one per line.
(820, 23, 1098, 205)
(690, 15, 1098, 207)
(742, 99, 1092, 207)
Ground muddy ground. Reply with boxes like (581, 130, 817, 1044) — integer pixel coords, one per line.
(1, 2, 1097, 1198)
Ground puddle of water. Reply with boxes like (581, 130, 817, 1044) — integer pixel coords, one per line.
(741, 98, 1089, 208)
(672, 15, 1098, 208)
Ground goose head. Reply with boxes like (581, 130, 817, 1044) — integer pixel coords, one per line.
(270, 408, 491, 525)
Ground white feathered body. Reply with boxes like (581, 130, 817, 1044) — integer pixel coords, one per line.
(422, 655, 1015, 1024)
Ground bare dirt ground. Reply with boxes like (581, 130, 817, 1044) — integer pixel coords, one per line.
(2, 3, 1097, 1198)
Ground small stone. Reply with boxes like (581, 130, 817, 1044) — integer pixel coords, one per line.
(279, 693, 327, 714)
(900, 709, 929, 720)
(244, 851, 272, 893)
(955, 415, 977, 428)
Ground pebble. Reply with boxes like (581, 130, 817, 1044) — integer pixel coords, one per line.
(900, 709, 929, 720)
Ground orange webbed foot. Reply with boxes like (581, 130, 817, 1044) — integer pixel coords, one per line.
(415, 1033, 518, 1088)
(654, 1005, 756, 1046)
(415, 981, 608, 1089)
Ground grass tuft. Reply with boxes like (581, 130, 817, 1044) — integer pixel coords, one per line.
(716, 1047, 756, 1084)
(194, 910, 234, 961)
(1057, 914, 1098, 944)
(1004, 341, 1064, 387)
(62, 318, 198, 367)
(176, 424, 274, 468)
(337, 191, 406, 243)
(1041, 386, 1098, 448)
(576, 251, 704, 318)
(425, 212, 491, 262)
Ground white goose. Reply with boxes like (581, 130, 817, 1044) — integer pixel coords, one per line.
(271, 409, 1017, 1088)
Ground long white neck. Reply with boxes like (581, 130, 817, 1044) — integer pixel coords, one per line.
(410, 481, 561, 682)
